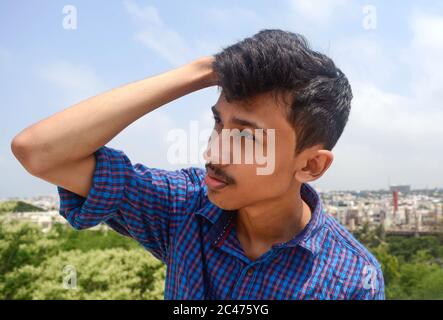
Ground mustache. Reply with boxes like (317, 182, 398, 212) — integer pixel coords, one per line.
(205, 163, 235, 185)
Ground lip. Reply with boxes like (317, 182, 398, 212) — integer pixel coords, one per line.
(204, 172, 229, 190)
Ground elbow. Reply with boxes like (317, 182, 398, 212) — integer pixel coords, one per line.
(11, 133, 29, 165)
(11, 133, 47, 176)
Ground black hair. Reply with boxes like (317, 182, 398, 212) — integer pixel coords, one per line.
(212, 29, 353, 155)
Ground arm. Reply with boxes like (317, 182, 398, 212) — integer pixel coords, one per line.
(10, 56, 217, 262)
(56, 145, 207, 262)
(10, 56, 217, 190)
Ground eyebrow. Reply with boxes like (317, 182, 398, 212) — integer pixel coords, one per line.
(211, 105, 267, 133)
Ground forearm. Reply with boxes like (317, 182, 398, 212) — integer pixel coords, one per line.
(11, 57, 216, 173)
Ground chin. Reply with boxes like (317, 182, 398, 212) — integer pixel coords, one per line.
(207, 191, 239, 211)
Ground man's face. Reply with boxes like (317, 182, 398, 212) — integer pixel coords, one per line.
(203, 92, 302, 210)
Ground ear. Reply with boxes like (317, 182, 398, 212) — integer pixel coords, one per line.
(294, 150, 334, 183)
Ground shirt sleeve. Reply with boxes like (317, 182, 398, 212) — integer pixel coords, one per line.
(57, 145, 206, 263)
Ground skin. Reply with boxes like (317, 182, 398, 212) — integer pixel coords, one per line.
(11, 55, 334, 262)
(203, 91, 334, 261)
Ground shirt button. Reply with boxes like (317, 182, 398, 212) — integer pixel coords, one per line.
(247, 268, 254, 276)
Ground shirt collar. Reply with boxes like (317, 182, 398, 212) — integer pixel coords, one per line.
(195, 182, 326, 256)
(194, 192, 226, 225)
(272, 182, 326, 256)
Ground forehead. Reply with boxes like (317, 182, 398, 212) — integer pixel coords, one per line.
(215, 91, 292, 131)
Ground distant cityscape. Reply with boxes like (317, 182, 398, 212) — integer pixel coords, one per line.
(2, 184, 443, 236)
(321, 185, 443, 236)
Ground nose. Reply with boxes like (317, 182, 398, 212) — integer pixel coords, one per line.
(203, 129, 231, 165)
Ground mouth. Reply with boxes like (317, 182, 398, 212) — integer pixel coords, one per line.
(204, 169, 229, 190)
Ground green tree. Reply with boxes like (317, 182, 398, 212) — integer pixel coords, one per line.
(0, 221, 59, 276)
(354, 221, 384, 248)
(0, 248, 165, 299)
(0, 220, 165, 300)
(0, 200, 45, 214)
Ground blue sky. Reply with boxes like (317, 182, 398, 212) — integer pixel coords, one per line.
(1, 0, 443, 198)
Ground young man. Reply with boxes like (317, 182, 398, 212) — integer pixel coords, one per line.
(11, 29, 384, 299)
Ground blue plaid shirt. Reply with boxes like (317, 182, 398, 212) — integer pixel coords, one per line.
(57, 145, 385, 300)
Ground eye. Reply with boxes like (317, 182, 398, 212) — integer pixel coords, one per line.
(239, 130, 255, 141)
(213, 115, 222, 124)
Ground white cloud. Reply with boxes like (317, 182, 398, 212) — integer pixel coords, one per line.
(322, 80, 443, 191)
(320, 13, 443, 190)
(410, 13, 443, 52)
(348, 82, 443, 155)
(403, 13, 443, 108)
(36, 57, 180, 169)
(110, 108, 178, 168)
(123, 0, 231, 66)
(37, 60, 107, 105)
(124, 0, 193, 66)
(288, 0, 350, 25)
(123, 0, 163, 27)
(134, 28, 193, 67)
(329, 34, 396, 88)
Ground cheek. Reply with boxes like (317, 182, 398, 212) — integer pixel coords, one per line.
(207, 156, 294, 210)
(233, 164, 291, 199)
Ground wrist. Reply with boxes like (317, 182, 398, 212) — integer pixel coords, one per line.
(187, 56, 219, 89)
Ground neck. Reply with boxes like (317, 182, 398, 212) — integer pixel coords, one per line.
(235, 182, 312, 251)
